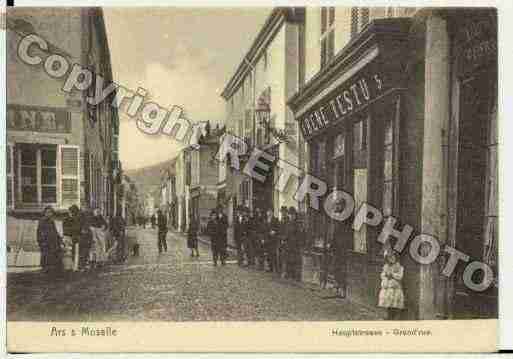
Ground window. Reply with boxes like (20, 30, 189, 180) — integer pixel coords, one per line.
(7, 144, 14, 209)
(353, 169, 368, 253)
(383, 117, 394, 217)
(20, 146, 38, 203)
(19, 145, 57, 204)
(41, 146, 57, 203)
(320, 7, 335, 68)
(353, 118, 367, 151)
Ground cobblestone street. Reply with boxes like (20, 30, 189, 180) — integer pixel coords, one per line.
(8, 228, 383, 321)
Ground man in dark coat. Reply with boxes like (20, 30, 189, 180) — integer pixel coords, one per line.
(157, 209, 168, 253)
(63, 205, 82, 271)
(216, 207, 229, 265)
(111, 211, 127, 263)
(286, 207, 304, 281)
(37, 206, 64, 275)
(233, 206, 247, 266)
(263, 208, 280, 272)
(278, 206, 289, 277)
(246, 208, 259, 267)
(206, 210, 220, 265)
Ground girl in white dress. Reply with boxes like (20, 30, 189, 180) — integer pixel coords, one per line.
(378, 250, 405, 320)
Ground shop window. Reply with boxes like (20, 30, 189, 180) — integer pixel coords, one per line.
(41, 147, 57, 203)
(353, 118, 367, 152)
(334, 133, 345, 158)
(353, 168, 368, 253)
(383, 117, 394, 217)
(20, 146, 38, 203)
(320, 7, 335, 68)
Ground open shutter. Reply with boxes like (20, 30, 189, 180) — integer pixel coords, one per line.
(7, 143, 14, 209)
(60, 145, 80, 208)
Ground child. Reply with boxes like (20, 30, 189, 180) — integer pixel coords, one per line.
(378, 250, 405, 320)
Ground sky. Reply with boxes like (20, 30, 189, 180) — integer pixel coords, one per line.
(103, 8, 271, 170)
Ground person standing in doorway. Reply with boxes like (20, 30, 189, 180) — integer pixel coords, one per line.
(157, 209, 168, 253)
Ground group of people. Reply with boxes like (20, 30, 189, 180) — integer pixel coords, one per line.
(233, 205, 304, 280)
(36, 205, 127, 276)
(193, 205, 302, 279)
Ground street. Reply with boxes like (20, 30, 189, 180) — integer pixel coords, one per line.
(7, 228, 383, 322)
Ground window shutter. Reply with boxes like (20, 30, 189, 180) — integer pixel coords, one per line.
(60, 145, 80, 208)
(7, 143, 14, 209)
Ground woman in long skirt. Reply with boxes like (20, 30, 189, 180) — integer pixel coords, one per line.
(90, 208, 108, 267)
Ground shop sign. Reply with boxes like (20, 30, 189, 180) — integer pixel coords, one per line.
(7, 105, 71, 133)
(455, 12, 497, 77)
(298, 72, 387, 139)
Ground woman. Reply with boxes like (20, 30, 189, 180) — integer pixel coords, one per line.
(37, 206, 64, 275)
(187, 219, 200, 257)
(90, 208, 108, 267)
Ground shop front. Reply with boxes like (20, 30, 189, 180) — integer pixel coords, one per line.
(289, 18, 413, 311)
(446, 8, 497, 319)
(7, 104, 81, 216)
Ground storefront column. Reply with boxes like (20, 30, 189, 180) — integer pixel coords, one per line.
(419, 14, 450, 319)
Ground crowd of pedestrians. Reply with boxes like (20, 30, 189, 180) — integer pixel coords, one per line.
(36, 205, 127, 276)
(195, 205, 305, 279)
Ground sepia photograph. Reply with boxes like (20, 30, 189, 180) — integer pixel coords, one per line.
(4, 4, 499, 352)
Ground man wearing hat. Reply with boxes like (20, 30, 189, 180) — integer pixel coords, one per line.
(278, 206, 289, 278)
(286, 206, 304, 281)
(233, 206, 247, 266)
(263, 207, 280, 272)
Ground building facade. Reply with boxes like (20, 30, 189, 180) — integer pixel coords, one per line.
(219, 8, 306, 245)
(6, 7, 119, 219)
(288, 7, 497, 319)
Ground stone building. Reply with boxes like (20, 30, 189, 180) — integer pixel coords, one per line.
(6, 7, 120, 218)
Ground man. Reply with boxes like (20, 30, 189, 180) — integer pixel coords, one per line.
(217, 207, 229, 265)
(286, 207, 304, 281)
(157, 209, 168, 253)
(263, 208, 280, 272)
(111, 211, 127, 263)
(233, 206, 246, 266)
(278, 206, 289, 277)
(63, 205, 82, 271)
(206, 209, 219, 265)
